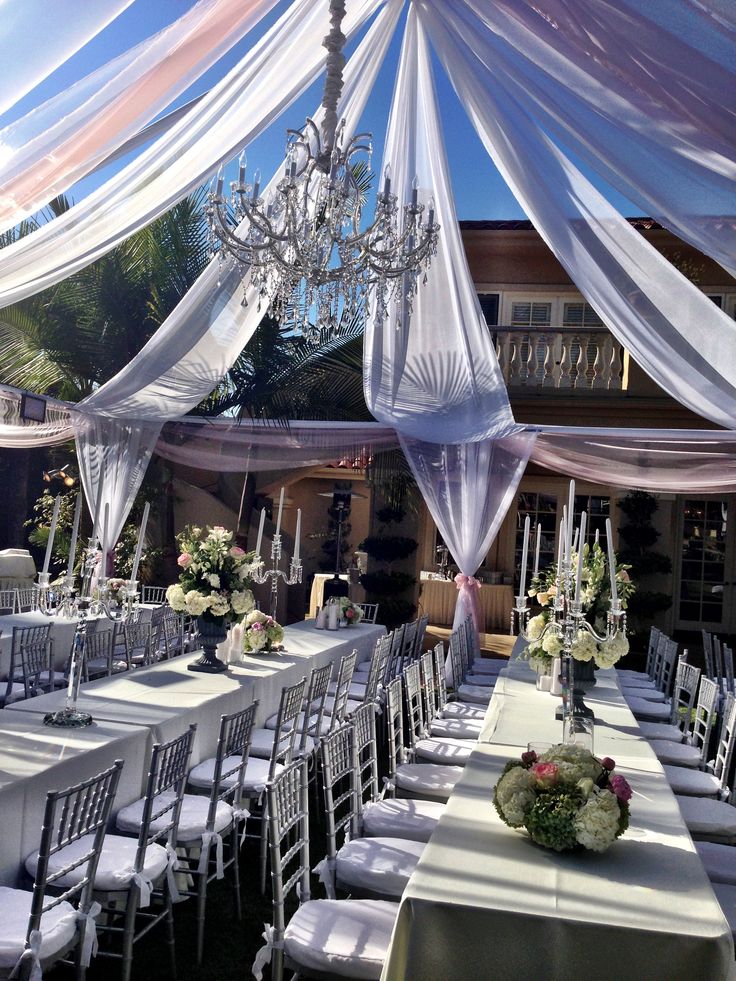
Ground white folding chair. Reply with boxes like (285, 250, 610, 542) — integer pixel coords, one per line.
(639, 660, 700, 744)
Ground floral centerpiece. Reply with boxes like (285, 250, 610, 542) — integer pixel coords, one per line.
(166, 525, 257, 672)
(242, 610, 285, 653)
(339, 597, 363, 626)
(493, 744, 631, 853)
(524, 542, 635, 673)
(93, 577, 127, 606)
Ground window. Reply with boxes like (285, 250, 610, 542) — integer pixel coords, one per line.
(679, 500, 727, 624)
(562, 302, 604, 328)
(510, 301, 552, 328)
(706, 295, 724, 308)
(477, 293, 499, 327)
(573, 495, 610, 552)
(515, 493, 557, 589)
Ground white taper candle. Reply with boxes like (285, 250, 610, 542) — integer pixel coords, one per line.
(42, 495, 61, 575)
(66, 492, 82, 579)
(294, 508, 301, 562)
(557, 517, 566, 577)
(574, 512, 587, 603)
(275, 487, 285, 537)
(566, 480, 575, 563)
(519, 516, 530, 596)
(606, 518, 618, 604)
(255, 507, 265, 557)
(533, 523, 541, 578)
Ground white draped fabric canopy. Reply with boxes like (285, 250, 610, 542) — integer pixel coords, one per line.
(0, 0, 734, 629)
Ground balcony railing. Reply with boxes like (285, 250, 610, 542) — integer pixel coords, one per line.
(491, 326, 625, 391)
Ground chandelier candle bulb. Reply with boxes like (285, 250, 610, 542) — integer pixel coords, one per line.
(533, 523, 541, 578)
(411, 175, 419, 208)
(519, 515, 530, 597)
(294, 508, 301, 563)
(606, 518, 618, 605)
(574, 511, 587, 604)
(216, 167, 224, 198)
(42, 494, 61, 575)
(252, 169, 260, 202)
(238, 153, 246, 186)
(275, 487, 285, 537)
(255, 507, 266, 558)
(130, 501, 150, 584)
(66, 491, 82, 581)
(383, 164, 391, 198)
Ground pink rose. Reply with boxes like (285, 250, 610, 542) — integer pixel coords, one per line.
(531, 762, 559, 789)
(609, 774, 632, 803)
(521, 750, 538, 766)
(601, 757, 616, 771)
(266, 616, 274, 625)
(345, 608, 355, 619)
(177, 552, 192, 568)
(251, 622, 264, 632)
(229, 546, 245, 558)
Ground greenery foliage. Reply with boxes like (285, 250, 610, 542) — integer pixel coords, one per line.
(617, 491, 672, 634)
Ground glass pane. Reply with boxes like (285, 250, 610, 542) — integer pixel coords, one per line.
(679, 497, 728, 625)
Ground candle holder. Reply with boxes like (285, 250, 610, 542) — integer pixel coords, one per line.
(251, 533, 302, 619)
(36, 572, 57, 616)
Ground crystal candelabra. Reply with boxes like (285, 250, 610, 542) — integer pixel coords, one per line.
(251, 534, 302, 620)
(510, 488, 625, 742)
(206, 0, 439, 340)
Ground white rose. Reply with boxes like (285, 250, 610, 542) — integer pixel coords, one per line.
(526, 614, 546, 642)
(166, 583, 187, 612)
(208, 573, 221, 589)
(573, 787, 621, 852)
(184, 590, 211, 617)
(231, 589, 255, 615)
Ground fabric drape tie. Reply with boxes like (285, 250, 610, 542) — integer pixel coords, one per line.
(165, 843, 182, 903)
(252, 923, 283, 980)
(78, 901, 101, 967)
(313, 856, 337, 899)
(10, 930, 42, 981)
(198, 831, 224, 879)
(455, 574, 481, 591)
(130, 871, 153, 908)
(233, 805, 250, 846)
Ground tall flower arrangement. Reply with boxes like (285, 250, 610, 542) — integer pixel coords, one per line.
(166, 525, 256, 623)
(524, 542, 635, 671)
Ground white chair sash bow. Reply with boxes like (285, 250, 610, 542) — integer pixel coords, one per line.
(165, 843, 181, 903)
(10, 929, 42, 981)
(78, 901, 101, 967)
(252, 923, 283, 980)
(233, 805, 250, 846)
(313, 857, 337, 900)
(197, 831, 224, 880)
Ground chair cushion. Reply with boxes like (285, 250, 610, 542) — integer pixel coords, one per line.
(189, 755, 242, 790)
(429, 717, 483, 739)
(463, 674, 495, 688)
(242, 757, 285, 796)
(361, 799, 444, 843)
(638, 721, 684, 742)
(440, 701, 486, 721)
(336, 838, 424, 898)
(0, 887, 77, 970)
(394, 763, 463, 802)
(618, 676, 656, 689)
(455, 684, 492, 705)
(627, 697, 671, 720)
(116, 791, 233, 842)
(653, 741, 702, 768)
(26, 834, 168, 892)
(695, 842, 736, 885)
(284, 899, 398, 980)
(3, 683, 28, 703)
(327, 681, 368, 701)
(263, 711, 327, 734)
(249, 726, 315, 759)
(623, 687, 666, 703)
(86, 657, 128, 675)
(469, 659, 504, 675)
(663, 765, 721, 797)
(677, 796, 736, 839)
(414, 738, 473, 765)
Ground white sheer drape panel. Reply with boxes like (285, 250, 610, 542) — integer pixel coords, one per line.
(0, 0, 134, 118)
(363, 5, 516, 444)
(0, 0, 280, 234)
(451, 0, 736, 275)
(0, 0, 385, 309)
(73, 415, 161, 550)
(156, 419, 399, 471)
(0, 390, 74, 447)
(81, 0, 403, 421)
(400, 432, 535, 631)
(532, 428, 736, 493)
(422, 4, 736, 431)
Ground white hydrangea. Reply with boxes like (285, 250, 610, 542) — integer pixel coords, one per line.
(166, 583, 187, 612)
(184, 590, 211, 617)
(541, 631, 563, 657)
(208, 573, 221, 589)
(208, 592, 231, 617)
(572, 630, 598, 663)
(245, 630, 268, 652)
(540, 743, 602, 786)
(596, 632, 629, 668)
(526, 614, 546, 641)
(496, 766, 536, 827)
(231, 589, 255, 615)
(573, 787, 621, 852)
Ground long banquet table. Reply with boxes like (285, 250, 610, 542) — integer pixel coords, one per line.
(381, 653, 736, 981)
(0, 620, 383, 887)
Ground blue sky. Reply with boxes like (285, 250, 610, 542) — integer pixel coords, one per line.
(0, 0, 640, 221)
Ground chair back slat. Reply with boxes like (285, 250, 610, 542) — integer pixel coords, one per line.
(15, 586, 39, 612)
(403, 661, 425, 746)
(723, 644, 735, 694)
(420, 650, 436, 724)
(702, 629, 715, 680)
(266, 759, 310, 924)
(142, 586, 168, 605)
(328, 650, 357, 730)
(360, 634, 392, 708)
(670, 661, 701, 732)
(690, 677, 720, 765)
(355, 603, 379, 624)
(448, 628, 465, 689)
(433, 642, 448, 708)
(384, 624, 406, 683)
(645, 626, 661, 678)
(299, 663, 332, 755)
(385, 677, 406, 787)
(269, 678, 307, 780)
(713, 694, 736, 793)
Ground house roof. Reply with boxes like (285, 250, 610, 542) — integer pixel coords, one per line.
(459, 217, 663, 231)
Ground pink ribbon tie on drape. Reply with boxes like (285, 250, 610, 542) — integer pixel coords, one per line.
(454, 574, 481, 592)
(454, 574, 482, 651)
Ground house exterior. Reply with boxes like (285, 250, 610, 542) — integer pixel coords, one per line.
(412, 219, 736, 637)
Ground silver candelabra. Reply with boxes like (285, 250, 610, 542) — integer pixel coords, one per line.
(251, 533, 302, 619)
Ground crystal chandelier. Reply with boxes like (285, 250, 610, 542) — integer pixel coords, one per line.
(206, 0, 440, 338)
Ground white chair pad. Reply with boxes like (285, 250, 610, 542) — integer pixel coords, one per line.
(25, 834, 168, 892)
(695, 842, 736, 885)
(638, 721, 684, 742)
(654, 741, 702, 767)
(395, 763, 463, 802)
(242, 757, 285, 796)
(116, 791, 233, 842)
(361, 799, 444, 843)
(285, 899, 397, 979)
(415, 738, 473, 765)
(677, 796, 736, 839)
(264, 710, 316, 731)
(712, 883, 736, 936)
(618, 676, 656, 689)
(456, 684, 492, 705)
(336, 837, 424, 898)
(0, 887, 76, 970)
(189, 755, 242, 790)
(440, 701, 486, 721)
(327, 680, 368, 700)
(628, 697, 671, 720)
(429, 717, 482, 739)
(249, 727, 316, 759)
(663, 765, 720, 797)
(469, 659, 504, 675)
(463, 673, 495, 688)
(623, 687, 666, 702)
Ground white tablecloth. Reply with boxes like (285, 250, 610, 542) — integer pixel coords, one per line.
(382, 655, 736, 981)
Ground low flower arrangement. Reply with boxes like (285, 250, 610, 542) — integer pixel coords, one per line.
(524, 542, 635, 672)
(93, 577, 127, 605)
(339, 597, 363, 626)
(493, 744, 631, 853)
(166, 524, 256, 623)
(242, 610, 285, 653)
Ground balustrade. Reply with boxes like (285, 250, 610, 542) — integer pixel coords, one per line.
(492, 326, 625, 390)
